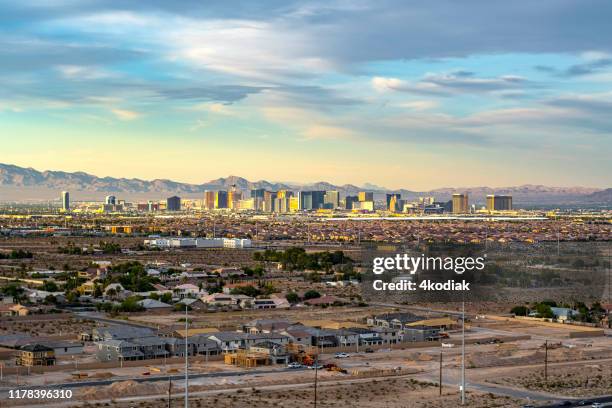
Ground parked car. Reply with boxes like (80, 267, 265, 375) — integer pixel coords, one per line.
(335, 352, 350, 358)
(287, 362, 302, 369)
(591, 403, 603, 408)
(308, 364, 324, 370)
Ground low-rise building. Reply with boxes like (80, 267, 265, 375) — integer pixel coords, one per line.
(16, 344, 56, 366)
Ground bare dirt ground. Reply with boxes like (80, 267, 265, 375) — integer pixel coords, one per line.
(489, 362, 612, 397)
(0, 316, 96, 337)
(8, 377, 530, 408)
(127, 305, 395, 329)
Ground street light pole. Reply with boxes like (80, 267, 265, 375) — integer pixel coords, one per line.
(461, 299, 465, 405)
(314, 353, 319, 408)
(439, 350, 442, 396)
(184, 305, 189, 408)
(544, 339, 548, 383)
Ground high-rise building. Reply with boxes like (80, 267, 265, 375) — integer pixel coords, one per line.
(203, 191, 215, 210)
(452, 193, 469, 214)
(275, 191, 294, 213)
(298, 191, 312, 210)
(277, 190, 293, 199)
(236, 198, 255, 210)
(486, 195, 512, 211)
(61, 191, 70, 211)
(289, 196, 299, 212)
(263, 191, 277, 212)
(104, 195, 116, 205)
(386, 193, 401, 212)
(358, 191, 374, 202)
(345, 195, 358, 210)
(214, 191, 228, 209)
(251, 189, 265, 211)
(311, 191, 325, 209)
(419, 196, 435, 206)
(324, 191, 340, 209)
(166, 196, 181, 211)
(228, 191, 243, 209)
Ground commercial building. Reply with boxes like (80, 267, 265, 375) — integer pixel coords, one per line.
(386, 193, 401, 212)
(358, 191, 374, 202)
(228, 190, 242, 209)
(345, 195, 358, 210)
(353, 201, 374, 211)
(452, 193, 469, 214)
(263, 191, 277, 212)
(166, 196, 181, 211)
(486, 195, 512, 211)
(104, 195, 116, 205)
(298, 191, 312, 210)
(324, 191, 340, 209)
(251, 189, 265, 211)
(61, 191, 70, 211)
(203, 191, 215, 210)
(214, 191, 228, 209)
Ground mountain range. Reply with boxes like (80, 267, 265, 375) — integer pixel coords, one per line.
(0, 163, 609, 206)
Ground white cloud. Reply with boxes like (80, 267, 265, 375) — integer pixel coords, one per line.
(111, 108, 141, 120)
(56, 65, 114, 80)
(397, 100, 439, 110)
(372, 73, 527, 96)
(166, 19, 333, 81)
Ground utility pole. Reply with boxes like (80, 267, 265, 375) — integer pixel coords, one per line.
(314, 354, 319, 408)
(544, 340, 548, 383)
(461, 299, 465, 405)
(439, 350, 443, 396)
(184, 305, 189, 408)
(167, 377, 172, 408)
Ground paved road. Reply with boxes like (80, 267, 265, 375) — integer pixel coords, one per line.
(0, 367, 301, 394)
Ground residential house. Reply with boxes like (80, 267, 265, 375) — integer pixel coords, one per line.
(137, 298, 173, 312)
(241, 319, 293, 334)
(248, 341, 289, 365)
(402, 325, 441, 342)
(96, 339, 144, 361)
(173, 283, 204, 299)
(177, 298, 207, 311)
(16, 344, 56, 366)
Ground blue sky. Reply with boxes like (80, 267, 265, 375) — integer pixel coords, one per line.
(0, 0, 611, 189)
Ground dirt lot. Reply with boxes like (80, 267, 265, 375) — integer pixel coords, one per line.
(0, 315, 96, 337)
(127, 305, 396, 329)
(489, 361, 612, 397)
(7, 377, 530, 408)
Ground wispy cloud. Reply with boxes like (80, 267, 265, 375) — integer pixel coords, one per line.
(372, 72, 529, 96)
(110, 108, 141, 120)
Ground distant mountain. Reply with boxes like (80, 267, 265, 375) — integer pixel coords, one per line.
(0, 163, 608, 205)
(583, 188, 612, 203)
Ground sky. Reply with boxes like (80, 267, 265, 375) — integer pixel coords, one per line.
(0, 0, 611, 190)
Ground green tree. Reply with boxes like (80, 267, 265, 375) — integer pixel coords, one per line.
(510, 305, 528, 316)
(303, 290, 321, 300)
(286, 292, 299, 304)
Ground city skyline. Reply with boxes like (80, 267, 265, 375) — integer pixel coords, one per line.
(1, 1, 612, 190)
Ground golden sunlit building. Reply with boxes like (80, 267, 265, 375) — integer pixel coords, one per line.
(452, 193, 469, 214)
